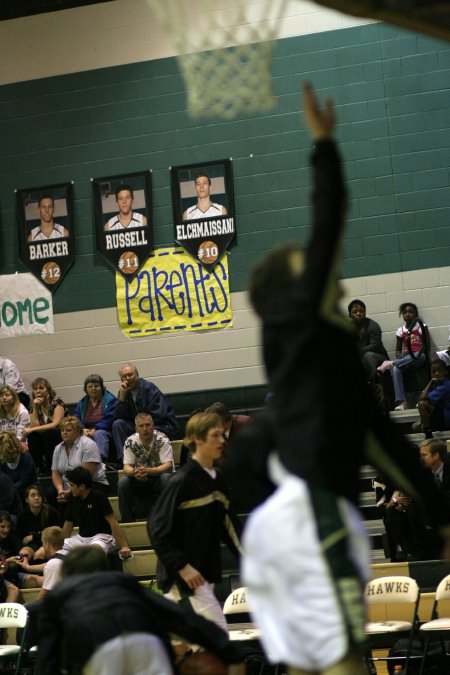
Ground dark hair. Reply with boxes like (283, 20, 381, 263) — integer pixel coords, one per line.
(431, 358, 448, 372)
(61, 546, 108, 578)
(83, 374, 105, 394)
(399, 302, 418, 317)
(205, 402, 231, 423)
(38, 194, 54, 208)
(114, 184, 133, 200)
(66, 466, 92, 488)
(25, 484, 49, 527)
(0, 510, 11, 524)
(249, 243, 305, 318)
(194, 172, 211, 185)
(348, 299, 366, 314)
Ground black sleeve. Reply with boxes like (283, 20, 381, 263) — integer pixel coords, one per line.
(147, 476, 189, 575)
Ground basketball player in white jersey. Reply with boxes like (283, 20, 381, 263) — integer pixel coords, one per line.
(183, 173, 227, 220)
(27, 196, 69, 241)
(104, 185, 147, 231)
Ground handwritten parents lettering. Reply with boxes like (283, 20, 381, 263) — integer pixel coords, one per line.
(116, 247, 233, 337)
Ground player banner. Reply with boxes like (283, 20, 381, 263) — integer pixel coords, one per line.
(0, 273, 54, 338)
(92, 170, 153, 278)
(16, 182, 75, 293)
(116, 246, 233, 337)
(171, 159, 236, 271)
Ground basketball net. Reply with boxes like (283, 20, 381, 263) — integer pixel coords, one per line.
(147, 0, 288, 119)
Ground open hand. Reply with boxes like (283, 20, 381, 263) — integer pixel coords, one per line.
(303, 81, 335, 141)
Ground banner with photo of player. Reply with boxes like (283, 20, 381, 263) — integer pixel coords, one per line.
(16, 182, 75, 293)
(171, 159, 235, 271)
(92, 171, 153, 278)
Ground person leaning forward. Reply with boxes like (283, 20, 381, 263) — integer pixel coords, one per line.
(112, 362, 178, 463)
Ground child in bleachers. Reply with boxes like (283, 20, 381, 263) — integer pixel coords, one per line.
(413, 358, 450, 438)
(0, 510, 42, 589)
(378, 302, 430, 410)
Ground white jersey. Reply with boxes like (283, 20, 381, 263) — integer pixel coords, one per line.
(185, 202, 225, 220)
(29, 224, 66, 240)
(106, 211, 145, 231)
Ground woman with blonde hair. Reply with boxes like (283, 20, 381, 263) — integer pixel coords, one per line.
(0, 431, 37, 500)
(51, 416, 109, 506)
(0, 385, 30, 445)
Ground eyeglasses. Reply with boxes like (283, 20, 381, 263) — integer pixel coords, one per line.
(86, 383, 101, 388)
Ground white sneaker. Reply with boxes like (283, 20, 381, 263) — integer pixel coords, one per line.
(394, 402, 407, 410)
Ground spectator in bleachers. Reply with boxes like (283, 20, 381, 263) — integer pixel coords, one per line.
(61, 466, 131, 558)
(0, 431, 38, 501)
(51, 416, 109, 508)
(0, 510, 42, 589)
(0, 385, 30, 445)
(148, 411, 242, 633)
(0, 469, 22, 519)
(0, 559, 19, 603)
(17, 485, 59, 563)
(118, 412, 173, 523)
(205, 402, 252, 464)
(74, 374, 117, 462)
(23, 377, 68, 472)
(403, 439, 450, 560)
(434, 327, 450, 367)
(14, 525, 67, 598)
(373, 474, 413, 562)
(412, 358, 450, 438)
(347, 299, 388, 382)
(377, 302, 430, 410)
(38, 526, 67, 597)
(0, 356, 30, 409)
(112, 362, 178, 463)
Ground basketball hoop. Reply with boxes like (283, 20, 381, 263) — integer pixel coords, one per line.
(147, 0, 288, 119)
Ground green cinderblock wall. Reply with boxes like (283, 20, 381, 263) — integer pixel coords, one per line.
(0, 23, 448, 314)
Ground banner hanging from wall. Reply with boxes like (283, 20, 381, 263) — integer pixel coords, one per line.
(116, 246, 233, 337)
(171, 159, 236, 271)
(0, 273, 54, 339)
(16, 182, 75, 293)
(92, 171, 153, 279)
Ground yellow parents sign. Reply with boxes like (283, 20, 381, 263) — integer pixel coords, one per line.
(116, 247, 233, 337)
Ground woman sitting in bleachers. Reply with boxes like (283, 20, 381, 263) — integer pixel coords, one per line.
(0, 385, 30, 446)
(0, 431, 38, 501)
(17, 484, 59, 562)
(73, 374, 117, 462)
(23, 377, 68, 473)
(51, 416, 109, 509)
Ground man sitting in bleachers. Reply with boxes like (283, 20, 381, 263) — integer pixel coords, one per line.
(118, 412, 174, 522)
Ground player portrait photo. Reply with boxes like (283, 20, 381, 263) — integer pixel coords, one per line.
(16, 182, 75, 293)
(171, 159, 235, 270)
(92, 171, 153, 278)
